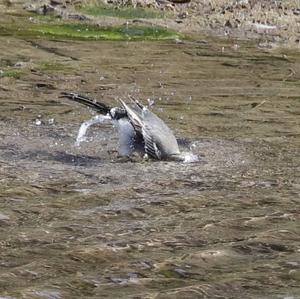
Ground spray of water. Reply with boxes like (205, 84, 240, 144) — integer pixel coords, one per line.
(182, 152, 199, 163)
(75, 115, 111, 146)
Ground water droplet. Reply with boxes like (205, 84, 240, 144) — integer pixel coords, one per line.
(147, 98, 155, 107)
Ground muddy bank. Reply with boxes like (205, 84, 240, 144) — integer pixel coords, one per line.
(2, 0, 300, 48)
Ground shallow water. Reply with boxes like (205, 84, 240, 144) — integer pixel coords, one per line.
(0, 33, 300, 299)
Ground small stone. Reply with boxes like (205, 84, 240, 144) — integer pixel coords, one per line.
(14, 62, 27, 68)
(169, 0, 190, 3)
(50, 0, 64, 5)
(177, 11, 188, 19)
(225, 20, 233, 28)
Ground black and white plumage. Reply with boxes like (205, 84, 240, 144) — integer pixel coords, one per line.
(60, 92, 183, 161)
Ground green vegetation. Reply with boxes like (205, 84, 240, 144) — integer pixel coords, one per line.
(0, 70, 22, 79)
(80, 4, 164, 19)
(31, 23, 177, 40)
(38, 62, 74, 72)
(0, 22, 180, 41)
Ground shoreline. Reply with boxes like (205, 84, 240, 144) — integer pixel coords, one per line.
(1, 0, 300, 49)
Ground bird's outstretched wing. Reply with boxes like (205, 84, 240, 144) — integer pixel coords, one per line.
(60, 92, 111, 115)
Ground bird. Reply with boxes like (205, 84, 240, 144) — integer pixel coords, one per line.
(60, 92, 185, 161)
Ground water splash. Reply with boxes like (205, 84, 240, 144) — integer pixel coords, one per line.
(35, 119, 42, 126)
(182, 152, 199, 163)
(75, 114, 111, 146)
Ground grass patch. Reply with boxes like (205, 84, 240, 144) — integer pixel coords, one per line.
(0, 22, 180, 41)
(31, 23, 178, 40)
(80, 4, 164, 19)
(38, 62, 74, 72)
(0, 70, 22, 79)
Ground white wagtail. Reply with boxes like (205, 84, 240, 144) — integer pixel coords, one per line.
(60, 92, 185, 161)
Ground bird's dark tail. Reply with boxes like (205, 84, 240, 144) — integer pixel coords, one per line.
(60, 92, 111, 115)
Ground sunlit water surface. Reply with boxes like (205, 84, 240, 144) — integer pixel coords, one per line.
(0, 35, 299, 299)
